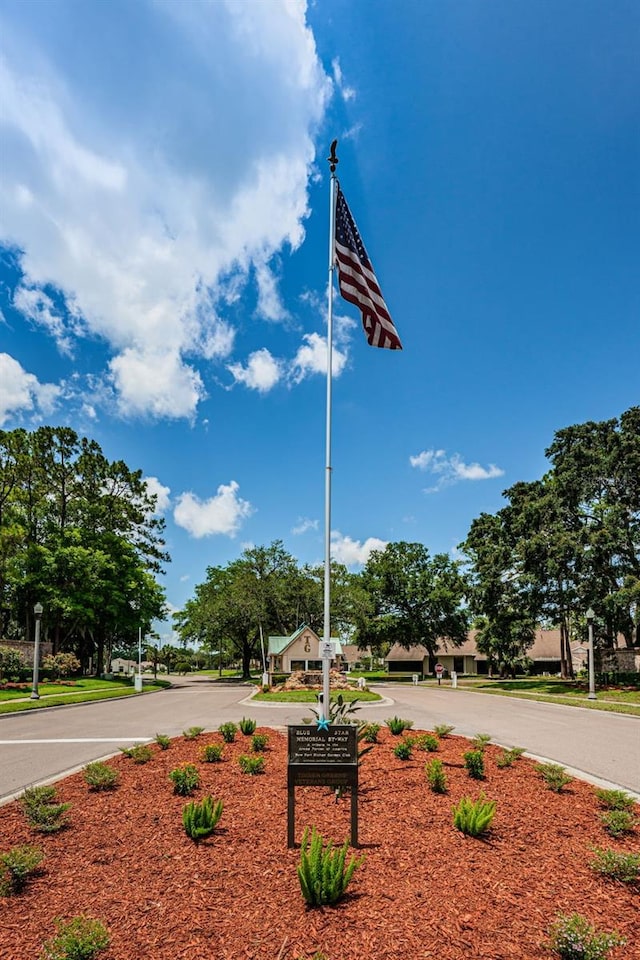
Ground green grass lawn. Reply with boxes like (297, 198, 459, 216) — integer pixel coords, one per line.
(451, 676, 640, 716)
(0, 678, 170, 714)
(252, 688, 382, 703)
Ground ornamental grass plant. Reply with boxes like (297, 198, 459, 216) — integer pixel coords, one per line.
(296, 827, 364, 907)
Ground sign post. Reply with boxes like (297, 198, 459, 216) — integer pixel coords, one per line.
(287, 725, 358, 847)
(435, 662, 444, 686)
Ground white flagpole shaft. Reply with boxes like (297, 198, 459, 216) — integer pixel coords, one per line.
(322, 172, 337, 722)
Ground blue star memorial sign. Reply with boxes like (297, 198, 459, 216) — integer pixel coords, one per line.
(316, 717, 330, 732)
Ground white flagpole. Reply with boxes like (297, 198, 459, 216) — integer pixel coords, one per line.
(322, 141, 339, 723)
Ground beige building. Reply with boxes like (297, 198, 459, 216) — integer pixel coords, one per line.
(267, 625, 344, 675)
(385, 629, 589, 677)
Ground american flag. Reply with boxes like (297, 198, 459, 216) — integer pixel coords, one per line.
(334, 184, 402, 350)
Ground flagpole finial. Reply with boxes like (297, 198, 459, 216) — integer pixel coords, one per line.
(327, 139, 339, 173)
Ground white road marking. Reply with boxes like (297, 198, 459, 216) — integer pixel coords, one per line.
(0, 738, 151, 744)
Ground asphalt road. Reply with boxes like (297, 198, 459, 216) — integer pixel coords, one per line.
(1, 678, 638, 804)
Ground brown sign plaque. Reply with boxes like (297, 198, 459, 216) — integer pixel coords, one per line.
(287, 725, 359, 848)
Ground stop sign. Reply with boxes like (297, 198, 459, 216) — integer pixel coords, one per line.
(435, 663, 444, 676)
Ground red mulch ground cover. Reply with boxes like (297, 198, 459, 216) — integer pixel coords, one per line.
(1, 728, 638, 960)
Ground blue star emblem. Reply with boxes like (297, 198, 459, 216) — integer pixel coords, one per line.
(317, 717, 330, 732)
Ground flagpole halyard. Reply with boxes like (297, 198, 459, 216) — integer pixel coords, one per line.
(322, 140, 338, 723)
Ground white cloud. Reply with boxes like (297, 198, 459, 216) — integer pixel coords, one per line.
(13, 284, 83, 356)
(173, 481, 253, 538)
(0, 352, 61, 425)
(331, 58, 356, 102)
(292, 516, 318, 535)
(144, 476, 171, 514)
(0, 1, 331, 420)
(108, 348, 205, 420)
(291, 331, 349, 382)
(228, 348, 282, 393)
(410, 448, 505, 492)
(331, 531, 388, 568)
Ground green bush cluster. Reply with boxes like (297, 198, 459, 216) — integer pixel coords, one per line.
(536, 763, 573, 793)
(415, 733, 439, 752)
(182, 796, 223, 842)
(463, 749, 485, 780)
(393, 739, 413, 760)
(0, 844, 43, 895)
(201, 744, 224, 763)
(83, 763, 119, 792)
(183, 726, 205, 740)
(238, 755, 265, 775)
(41, 915, 109, 960)
(433, 723, 455, 738)
(239, 717, 257, 735)
(425, 758, 447, 794)
(169, 763, 200, 796)
(385, 716, 413, 735)
(218, 722, 238, 743)
(296, 827, 364, 906)
(154, 734, 171, 750)
(361, 722, 380, 744)
(20, 786, 71, 834)
(594, 788, 635, 811)
(452, 794, 496, 837)
(251, 734, 269, 752)
(471, 733, 492, 751)
(600, 810, 636, 837)
(546, 912, 625, 959)
(496, 747, 525, 768)
(119, 744, 153, 764)
(590, 847, 640, 884)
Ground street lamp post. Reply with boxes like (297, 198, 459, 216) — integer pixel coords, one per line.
(138, 624, 143, 687)
(586, 607, 597, 701)
(31, 602, 43, 700)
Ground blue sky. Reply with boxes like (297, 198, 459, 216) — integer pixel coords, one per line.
(1, 1, 638, 642)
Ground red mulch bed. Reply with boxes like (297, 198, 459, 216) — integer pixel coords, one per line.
(1, 729, 638, 960)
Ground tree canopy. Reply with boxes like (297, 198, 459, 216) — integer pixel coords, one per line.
(0, 426, 168, 672)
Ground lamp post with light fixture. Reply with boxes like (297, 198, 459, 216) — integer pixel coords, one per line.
(31, 602, 43, 699)
(586, 607, 597, 700)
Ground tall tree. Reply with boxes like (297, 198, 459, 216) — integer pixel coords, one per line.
(354, 542, 469, 657)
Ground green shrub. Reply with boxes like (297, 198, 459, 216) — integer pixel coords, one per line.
(393, 739, 413, 760)
(41, 915, 109, 960)
(20, 786, 71, 834)
(218, 722, 238, 743)
(361, 722, 380, 744)
(546, 912, 626, 959)
(182, 795, 223, 842)
(296, 826, 364, 906)
(385, 716, 413, 735)
(415, 733, 439, 752)
(496, 747, 526, 768)
(589, 847, 640, 884)
(425, 758, 447, 794)
(154, 734, 171, 750)
(471, 733, 492, 751)
(0, 844, 43, 895)
(201, 743, 223, 763)
(183, 726, 205, 740)
(238, 754, 265, 775)
(83, 763, 119, 792)
(536, 762, 573, 793)
(251, 733, 269, 752)
(169, 763, 200, 796)
(463, 749, 485, 780)
(119, 744, 153, 764)
(434, 723, 455, 738)
(600, 810, 636, 837)
(452, 794, 497, 837)
(594, 788, 635, 811)
(239, 717, 257, 735)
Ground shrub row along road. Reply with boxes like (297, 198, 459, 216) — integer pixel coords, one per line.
(0, 676, 638, 803)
